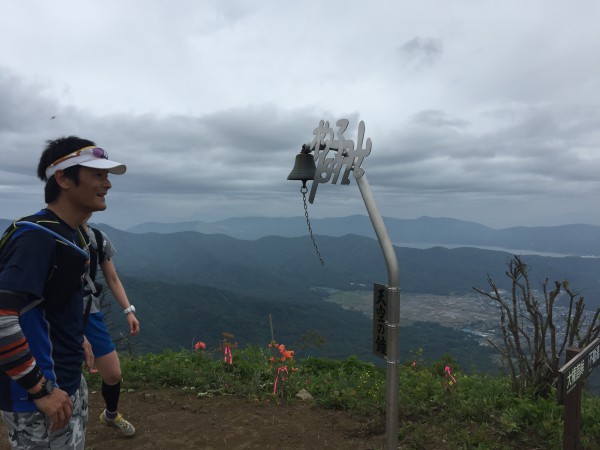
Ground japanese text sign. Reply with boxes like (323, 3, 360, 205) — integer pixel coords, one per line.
(558, 338, 600, 400)
(373, 283, 388, 359)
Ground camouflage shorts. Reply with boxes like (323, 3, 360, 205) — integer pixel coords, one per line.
(1, 375, 88, 449)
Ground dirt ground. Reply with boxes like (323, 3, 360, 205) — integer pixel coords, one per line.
(1, 388, 387, 450)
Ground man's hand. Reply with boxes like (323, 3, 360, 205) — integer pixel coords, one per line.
(34, 388, 73, 431)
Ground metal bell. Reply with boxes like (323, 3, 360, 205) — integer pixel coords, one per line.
(287, 152, 316, 182)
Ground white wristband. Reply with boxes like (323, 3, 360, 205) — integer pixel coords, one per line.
(123, 305, 136, 315)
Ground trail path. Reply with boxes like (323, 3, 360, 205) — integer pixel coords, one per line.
(1, 388, 387, 449)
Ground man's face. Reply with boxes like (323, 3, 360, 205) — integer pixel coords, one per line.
(67, 167, 112, 213)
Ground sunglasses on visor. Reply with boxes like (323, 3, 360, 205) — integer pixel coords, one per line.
(46, 146, 109, 171)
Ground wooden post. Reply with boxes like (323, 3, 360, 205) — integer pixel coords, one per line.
(558, 338, 600, 449)
(563, 347, 582, 450)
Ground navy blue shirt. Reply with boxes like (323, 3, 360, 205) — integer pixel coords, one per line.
(0, 209, 87, 412)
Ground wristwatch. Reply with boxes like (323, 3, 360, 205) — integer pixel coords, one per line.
(27, 379, 54, 401)
(123, 305, 136, 315)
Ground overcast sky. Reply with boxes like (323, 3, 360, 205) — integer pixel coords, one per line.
(1, 1, 599, 230)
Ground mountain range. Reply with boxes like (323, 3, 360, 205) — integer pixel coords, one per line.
(92, 221, 600, 362)
(126, 215, 600, 257)
(79, 223, 600, 303)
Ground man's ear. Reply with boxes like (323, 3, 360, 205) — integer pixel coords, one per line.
(53, 170, 74, 190)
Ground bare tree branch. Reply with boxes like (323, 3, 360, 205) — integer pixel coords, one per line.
(473, 255, 597, 397)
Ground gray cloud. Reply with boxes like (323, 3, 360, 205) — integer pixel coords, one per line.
(408, 110, 469, 129)
(397, 36, 444, 69)
(0, 1, 599, 229)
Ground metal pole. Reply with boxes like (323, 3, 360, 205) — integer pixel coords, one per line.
(356, 174, 399, 450)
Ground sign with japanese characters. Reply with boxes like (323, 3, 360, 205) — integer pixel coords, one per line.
(558, 338, 600, 400)
(373, 283, 388, 359)
(306, 119, 372, 204)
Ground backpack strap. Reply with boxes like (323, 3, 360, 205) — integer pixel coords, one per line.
(86, 227, 105, 283)
(91, 227, 106, 265)
(0, 215, 90, 312)
(83, 227, 106, 328)
(0, 220, 89, 259)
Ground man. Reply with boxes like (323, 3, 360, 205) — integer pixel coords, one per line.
(0, 136, 126, 449)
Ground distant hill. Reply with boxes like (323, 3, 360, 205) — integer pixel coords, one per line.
(127, 215, 600, 256)
(93, 224, 600, 307)
(102, 274, 498, 371)
(104, 275, 376, 360)
(94, 226, 599, 370)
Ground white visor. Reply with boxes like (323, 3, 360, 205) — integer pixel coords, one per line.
(45, 146, 126, 179)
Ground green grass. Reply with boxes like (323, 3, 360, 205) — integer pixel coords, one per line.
(85, 346, 600, 449)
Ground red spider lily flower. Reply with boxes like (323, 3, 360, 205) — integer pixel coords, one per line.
(194, 341, 206, 351)
(444, 365, 457, 385)
(224, 346, 233, 364)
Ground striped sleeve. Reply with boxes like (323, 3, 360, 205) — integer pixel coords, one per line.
(0, 291, 43, 389)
